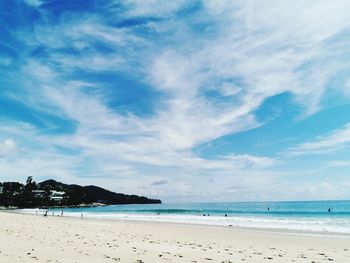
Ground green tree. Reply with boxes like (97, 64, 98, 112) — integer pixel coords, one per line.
(23, 176, 37, 207)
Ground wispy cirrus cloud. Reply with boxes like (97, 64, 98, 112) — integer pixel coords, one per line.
(0, 139, 17, 157)
(286, 123, 350, 155)
(23, 0, 42, 7)
(151, 180, 168, 186)
(1, 0, 350, 201)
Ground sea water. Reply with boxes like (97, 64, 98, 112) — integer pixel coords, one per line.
(18, 200, 350, 234)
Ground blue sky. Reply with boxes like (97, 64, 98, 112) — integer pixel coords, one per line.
(1, 0, 350, 202)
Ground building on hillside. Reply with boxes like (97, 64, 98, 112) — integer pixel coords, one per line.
(32, 190, 45, 198)
(50, 190, 65, 202)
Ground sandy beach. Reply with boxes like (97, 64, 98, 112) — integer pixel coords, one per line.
(0, 212, 349, 262)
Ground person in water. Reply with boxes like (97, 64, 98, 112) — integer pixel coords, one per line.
(328, 208, 332, 212)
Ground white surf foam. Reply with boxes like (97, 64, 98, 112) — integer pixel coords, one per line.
(15, 209, 350, 234)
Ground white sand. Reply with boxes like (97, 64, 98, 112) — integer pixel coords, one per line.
(0, 211, 349, 262)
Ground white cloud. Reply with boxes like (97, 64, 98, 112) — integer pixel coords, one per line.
(286, 123, 350, 155)
(327, 160, 350, 167)
(23, 0, 42, 7)
(0, 139, 17, 157)
(3, 1, 350, 200)
(120, 0, 189, 17)
(345, 78, 350, 97)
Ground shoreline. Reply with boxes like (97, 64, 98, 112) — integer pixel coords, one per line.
(11, 209, 350, 238)
(1, 211, 349, 262)
(7, 210, 350, 238)
(8, 210, 350, 240)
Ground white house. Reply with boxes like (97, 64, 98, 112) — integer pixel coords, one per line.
(49, 190, 65, 201)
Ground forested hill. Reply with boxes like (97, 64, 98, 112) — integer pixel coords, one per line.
(0, 177, 161, 208)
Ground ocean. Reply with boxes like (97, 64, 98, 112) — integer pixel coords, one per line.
(18, 200, 350, 234)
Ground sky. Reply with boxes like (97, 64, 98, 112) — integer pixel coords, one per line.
(1, 0, 350, 202)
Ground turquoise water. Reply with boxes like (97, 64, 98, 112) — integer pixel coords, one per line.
(19, 200, 350, 233)
(53, 200, 350, 217)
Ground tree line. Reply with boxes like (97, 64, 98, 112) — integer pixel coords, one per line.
(0, 177, 161, 208)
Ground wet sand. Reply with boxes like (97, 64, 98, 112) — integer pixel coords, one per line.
(0, 211, 349, 262)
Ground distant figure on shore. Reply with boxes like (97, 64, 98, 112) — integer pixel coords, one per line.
(52, 212, 54, 216)
(224, 213, 227, 217)
(61, 210, 64, 217)
(35, 210, 38, 215)
(81, 213, 83, 219)
(157, 212, 160, 215)
(44, 211, 48, 217)
(203, 213, 206, 216)
(328, 208, 331, 212)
